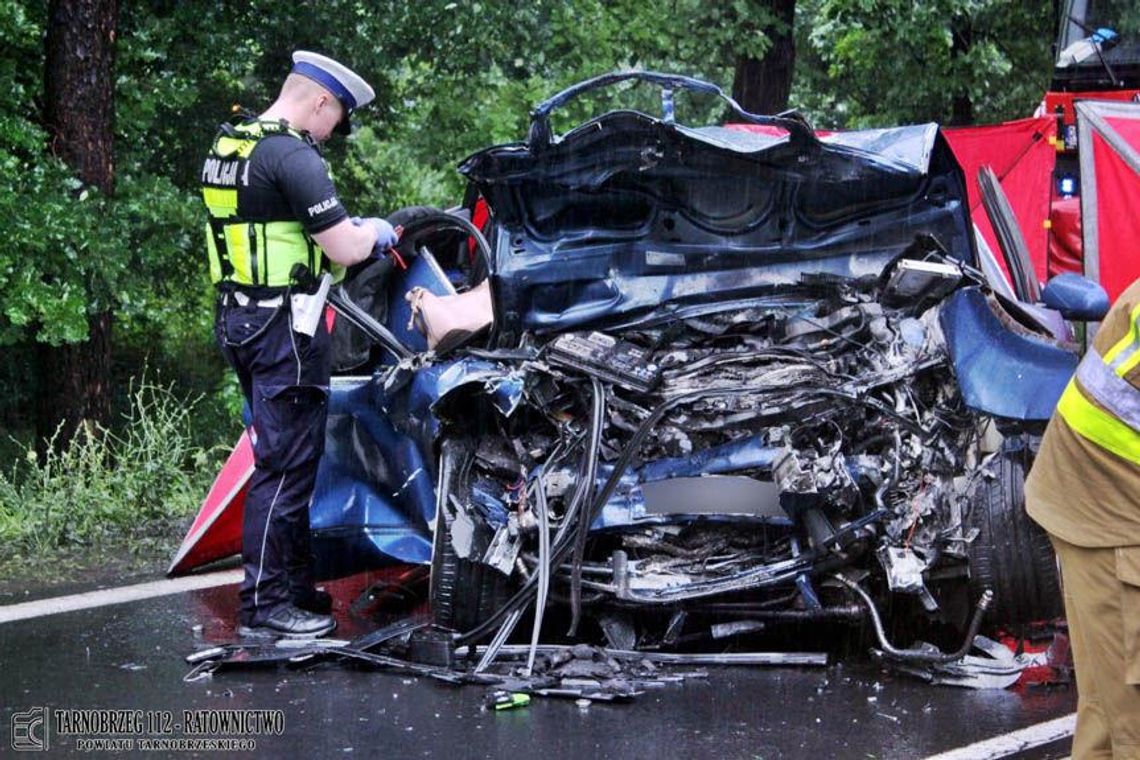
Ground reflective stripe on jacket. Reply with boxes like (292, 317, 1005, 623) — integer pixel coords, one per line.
(1057, 301, 1140, 465)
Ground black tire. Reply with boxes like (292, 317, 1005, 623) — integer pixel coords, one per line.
(391, 205, 487, 285)
(332, 206, 459, 373)
(967, 447, 1063, 625)
(332, 206, 442, 373)
(429, 441, 511, 632)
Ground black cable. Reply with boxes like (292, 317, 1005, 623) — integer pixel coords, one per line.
(456, 380, 604, 646)
(568, 377, 605, 634)
(455, 360, 929, 643)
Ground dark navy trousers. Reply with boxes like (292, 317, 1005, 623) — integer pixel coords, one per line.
(215, 295, 330, 626)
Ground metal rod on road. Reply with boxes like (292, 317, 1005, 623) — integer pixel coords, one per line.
(472, 644, 828, 666)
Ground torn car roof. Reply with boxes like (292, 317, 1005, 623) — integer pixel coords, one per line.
(460, 109, 974, 339)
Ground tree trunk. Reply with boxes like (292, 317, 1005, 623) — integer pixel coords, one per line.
(39, 0, 118, 449)
(732, 0, 797, 115)
(34, 314, 114, 451)
(949, 15, 975, 126)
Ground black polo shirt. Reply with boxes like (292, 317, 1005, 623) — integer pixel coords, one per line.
(239, 132, 348, 234)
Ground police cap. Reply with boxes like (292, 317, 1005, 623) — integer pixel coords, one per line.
(290, 51, 375, 135)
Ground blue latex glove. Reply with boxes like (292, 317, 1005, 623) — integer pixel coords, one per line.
(351, 216, 400, 253)
(370, 217, 400, 252)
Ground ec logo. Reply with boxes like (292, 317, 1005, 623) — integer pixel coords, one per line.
(11, 707, 48, 752)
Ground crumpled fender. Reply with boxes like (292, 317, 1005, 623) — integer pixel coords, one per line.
(310, 378, 434, 578)
(939, 286, 1078, 422)
(309, 359, 525, 578)
(384, 357, 525, 444)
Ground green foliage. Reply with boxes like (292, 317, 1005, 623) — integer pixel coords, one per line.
(0, 0, 1068, 558)
(328, 0, 790, 206)
(342, 125, 455, 213)
(0, 1, 209, 348)
(0, 379, 224, 553)
(0, 0, 1066, 355)
(799, 0, 1053, 127)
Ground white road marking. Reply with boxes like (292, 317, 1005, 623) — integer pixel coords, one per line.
(0, 569, 242, 624)
(0, 572, 1083, 760)
(922, 713, 1076, 760)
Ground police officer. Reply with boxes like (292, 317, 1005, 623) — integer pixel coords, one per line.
(1026, 279, 1140, 758)
(201, 51, 399, 638)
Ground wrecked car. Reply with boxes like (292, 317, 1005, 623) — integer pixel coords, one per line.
(177, 72, 1109, 665)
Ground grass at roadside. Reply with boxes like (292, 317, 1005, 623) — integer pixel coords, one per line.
(0, 380, 228, 562)
(0, 540, 189, 602)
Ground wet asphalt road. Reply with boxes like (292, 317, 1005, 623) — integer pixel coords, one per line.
(0, 577, 1076, 759)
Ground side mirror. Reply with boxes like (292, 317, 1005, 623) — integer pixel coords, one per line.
(1041, 273, 1110, 321)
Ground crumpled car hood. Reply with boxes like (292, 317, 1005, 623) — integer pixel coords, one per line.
(460, 111, 975, 341)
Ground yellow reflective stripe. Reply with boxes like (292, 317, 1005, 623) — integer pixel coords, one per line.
(213, 136, 243, 158)
(205, 221, 223, 283)
(214, 136, 260, 159)
(1118, 346, 1140, 377)
(211, 121, 304, 162)
(264, 223, 291, 284)
(1103, 302, 1140, 364)
(224, 224, 251, 283)
(201, 187, 237, 213)
(263, 222, 308, 285)
(1057, 379, 1140, 465)
(233, 121, 303, 141)
(213, 138, 236, 157)
(206, 220, 326, 287)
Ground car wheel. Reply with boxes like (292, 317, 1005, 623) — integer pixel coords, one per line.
(429, 441, 512, 632)
(967, 445, 1063, 626)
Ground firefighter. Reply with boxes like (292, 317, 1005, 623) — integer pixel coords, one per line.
(201, 51, 400, 638)
(1026, 279, 1140, 758)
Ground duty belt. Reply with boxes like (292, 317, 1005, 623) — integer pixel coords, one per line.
(223, 291, 285, 309)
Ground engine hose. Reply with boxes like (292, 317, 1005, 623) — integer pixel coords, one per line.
(834, 574, 994, 664)
(873, 428, 902, 512)
(469, 448, 578, 667)
(457, 382, 885, 646)
(568, 377, 605, 635)
(474, 608, 523, 673)
(455, 380, 605, 647)
(565, 384, 803, 624)
(524, 459, 552, 675)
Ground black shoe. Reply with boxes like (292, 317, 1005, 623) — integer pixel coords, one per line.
(293, 588, 333, 615)
(237, 605, 336, 640)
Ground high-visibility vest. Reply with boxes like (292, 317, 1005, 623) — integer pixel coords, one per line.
(201, 119, 339, 288)
(1057, 301, 1140, 465)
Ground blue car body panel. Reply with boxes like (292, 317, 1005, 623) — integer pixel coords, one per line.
(310, 358, 526, 578)
(306, 100, 1082, 579)
(939, 287, 1079, 423)
(310, 377, 434, 578)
